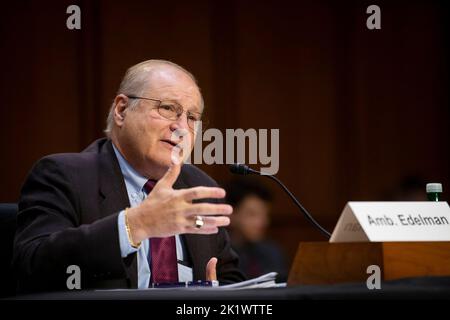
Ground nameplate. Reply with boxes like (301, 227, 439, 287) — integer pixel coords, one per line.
(330, 202, 450, 243)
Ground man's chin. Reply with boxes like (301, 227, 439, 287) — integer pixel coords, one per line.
(141, 155, 171, 179)
(163, 147, 185, 164)
(155, 158, 172, 169)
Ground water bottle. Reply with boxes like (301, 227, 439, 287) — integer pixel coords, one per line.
(426, 183, 442, 201)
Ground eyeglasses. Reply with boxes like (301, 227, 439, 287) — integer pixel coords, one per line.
(126, 95, 205, 131)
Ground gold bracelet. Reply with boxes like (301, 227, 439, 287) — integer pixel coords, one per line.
(124, 208, 141, 248)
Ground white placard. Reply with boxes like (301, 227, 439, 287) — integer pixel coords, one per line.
(330, 202, 450, 243)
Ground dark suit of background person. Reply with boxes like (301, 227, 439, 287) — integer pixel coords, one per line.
(225, 178, 288, 283)
(13, 60, 245, 293)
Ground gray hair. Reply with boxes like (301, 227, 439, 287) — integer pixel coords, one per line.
(104, 59, 202, 137)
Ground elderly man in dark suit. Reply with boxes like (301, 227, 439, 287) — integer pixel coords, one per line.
(13, 60, 244, 293)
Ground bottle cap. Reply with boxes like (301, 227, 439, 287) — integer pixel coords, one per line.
(426, 183, 442, 193)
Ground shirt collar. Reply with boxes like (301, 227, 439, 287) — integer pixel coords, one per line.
(112, 142, 148, 194)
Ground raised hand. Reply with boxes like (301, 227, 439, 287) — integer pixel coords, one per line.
(127, 161, 233, 243)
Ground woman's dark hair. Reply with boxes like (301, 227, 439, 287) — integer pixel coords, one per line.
(224, 178, 273, 207)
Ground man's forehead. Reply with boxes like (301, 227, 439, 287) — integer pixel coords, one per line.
(145, 70, 202, 110)
(146, 67, 197, 92)
(149, 83, 199, 96)
(147, 84, 202, 110)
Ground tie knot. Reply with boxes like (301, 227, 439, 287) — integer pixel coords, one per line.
(143, 179, 157, 194)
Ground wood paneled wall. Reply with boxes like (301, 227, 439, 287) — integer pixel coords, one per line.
(1, 0, 448, 262)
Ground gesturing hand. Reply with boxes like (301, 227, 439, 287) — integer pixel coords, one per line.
(127, 161, 233, 243)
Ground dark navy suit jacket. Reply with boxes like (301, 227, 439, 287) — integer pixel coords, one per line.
(13, 138, 244, 293)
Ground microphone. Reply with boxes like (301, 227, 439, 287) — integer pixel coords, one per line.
(229, 163, 331, 238)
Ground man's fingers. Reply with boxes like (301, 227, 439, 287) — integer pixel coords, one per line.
(185, 203, 233, 216)
(199, 215, 230, 227)
(158, 162, 181, 188)
(183, 216, 230, 235)
(181, 187, 226, 202)
(206, 257, 217, 281)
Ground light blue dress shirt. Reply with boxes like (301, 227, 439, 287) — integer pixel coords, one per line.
(113, 143, 193, 288)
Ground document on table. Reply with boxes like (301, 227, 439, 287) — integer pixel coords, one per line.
(95, 272, 285, 291)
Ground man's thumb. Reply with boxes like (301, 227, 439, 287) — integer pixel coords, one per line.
(206, 257, 217, 281)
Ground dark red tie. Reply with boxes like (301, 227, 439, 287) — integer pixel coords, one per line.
(143, 180, 178, 284)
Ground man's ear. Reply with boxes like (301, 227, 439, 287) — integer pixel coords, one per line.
(113, 94, 129, 127)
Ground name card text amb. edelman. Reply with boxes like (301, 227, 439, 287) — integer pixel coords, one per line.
(330, 202, 450, 242)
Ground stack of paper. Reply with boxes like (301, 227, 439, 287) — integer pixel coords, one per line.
(219, 272, 285, 289)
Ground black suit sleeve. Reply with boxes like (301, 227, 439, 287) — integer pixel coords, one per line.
(13, 157, 127, 293)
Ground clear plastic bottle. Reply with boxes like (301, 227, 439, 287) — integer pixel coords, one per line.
(426, 183, 442, 201)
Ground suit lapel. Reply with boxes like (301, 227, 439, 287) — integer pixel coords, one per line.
(97, 140, 138, 288)
(98, 140, 131, 214)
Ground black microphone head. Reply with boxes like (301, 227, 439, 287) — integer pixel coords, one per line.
(229, 163, 250, 175)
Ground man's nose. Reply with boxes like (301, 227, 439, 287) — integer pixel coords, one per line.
(170, 112, 189, 131)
